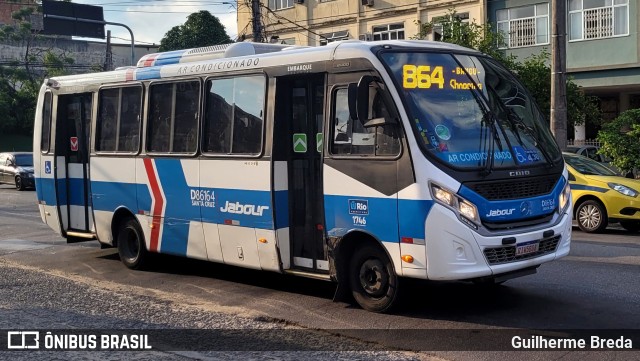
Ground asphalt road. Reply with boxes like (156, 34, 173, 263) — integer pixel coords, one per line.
(0, 185, 638, 360)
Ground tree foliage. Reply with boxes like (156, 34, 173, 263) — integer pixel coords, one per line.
(414, 10, 601, 128)
(414, 11, 509, 64)
(159, 11, 232, 51)
(0, 4, 74, 135)
(597, 109, 640, 174)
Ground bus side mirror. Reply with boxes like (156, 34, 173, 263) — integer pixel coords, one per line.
(351, 75, 397, 128)
(348, 83, 358, 122)
(356, 75, 376, 123)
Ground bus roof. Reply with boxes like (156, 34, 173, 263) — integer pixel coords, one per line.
(45, 40, 481, 89)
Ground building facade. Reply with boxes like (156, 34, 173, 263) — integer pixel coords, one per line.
(237, 0, 485, 46)
(488, 0, 640, 140)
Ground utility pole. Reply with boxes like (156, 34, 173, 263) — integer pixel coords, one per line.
(551, 0, 567, 150)
(251, 0, 263, 43)
(105, 30, 113, 71)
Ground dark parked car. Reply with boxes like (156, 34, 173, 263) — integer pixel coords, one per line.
(0, 152, 35, 190)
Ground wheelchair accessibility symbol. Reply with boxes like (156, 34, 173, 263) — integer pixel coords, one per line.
(45, 161, 51, 174)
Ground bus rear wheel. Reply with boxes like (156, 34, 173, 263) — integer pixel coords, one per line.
(117, 218, 149, 270)
(348, 245, 399, 313)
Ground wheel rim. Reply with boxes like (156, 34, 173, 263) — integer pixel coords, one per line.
(121, 228, 140, 262)
(358, 258, 388, 298)
(579, 204, 601, 230)
(15, 177, 21, 189)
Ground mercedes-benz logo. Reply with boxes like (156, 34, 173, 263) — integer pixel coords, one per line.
(520, 201, 532, 216)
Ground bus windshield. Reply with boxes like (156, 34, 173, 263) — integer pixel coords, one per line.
(380, 51, 561, 170)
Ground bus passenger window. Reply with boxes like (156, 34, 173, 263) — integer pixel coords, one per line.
(41, 92, 52, 152)
(203, 75, 265, 155)
(147, 83, 173, 153)
(96, 88, 119, 152)
(172, 81, 200, 153)
(118, 87, 142, 152)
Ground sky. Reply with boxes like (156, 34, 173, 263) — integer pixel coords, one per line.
(77, 0, 240, 46)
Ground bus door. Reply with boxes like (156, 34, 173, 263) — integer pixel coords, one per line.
(55, 93, 93, 238)
(273, 74, 328, 272)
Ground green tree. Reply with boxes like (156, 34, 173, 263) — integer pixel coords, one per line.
(597, 109, 640, 175)
(414, 10, 512, 65)
(159, 11, 232, 51)
(508, 50, 600, 128)
(0, 3, 74, 135)
(414, 10, 600, 128)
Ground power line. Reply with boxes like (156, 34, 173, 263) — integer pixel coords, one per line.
(103, 9, 246, 14)
(260, 3, 328, 41)
(95, 0, 235, 6)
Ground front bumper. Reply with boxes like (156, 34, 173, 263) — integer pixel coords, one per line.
(418, 203, 571, 280)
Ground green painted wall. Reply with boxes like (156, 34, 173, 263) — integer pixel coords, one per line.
(571, 68, 640, 89)
(567, 0, 638, 69)
(488, 0, 639, 70)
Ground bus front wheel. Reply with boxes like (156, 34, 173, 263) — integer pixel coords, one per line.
(348, 245, 399, 313)
(117, 218, 149, 270)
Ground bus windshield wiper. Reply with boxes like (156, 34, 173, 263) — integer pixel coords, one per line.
(482, 78, 554, 168)
(451, 56, 504, 176)
(505, 108, 554, 167)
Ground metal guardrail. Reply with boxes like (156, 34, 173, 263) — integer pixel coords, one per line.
(567, 139, 602, 147)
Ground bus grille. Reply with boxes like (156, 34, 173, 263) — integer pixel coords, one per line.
(483, 235, 561, 265)
(465, 175, 559, 200)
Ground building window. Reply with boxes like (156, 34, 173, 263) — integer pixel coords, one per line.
(496, 3, 549, 48)
(569, 0, 628, 41)
(268, 0, 293, 10)
(319, 30, 349, 46)
(432, 12, 469, 41)
(372, 23, 405, 41)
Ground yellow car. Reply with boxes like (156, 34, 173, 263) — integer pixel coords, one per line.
(564, 152, 640, 233)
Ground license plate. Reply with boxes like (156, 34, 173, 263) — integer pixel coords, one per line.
(515, 241, 539, 256)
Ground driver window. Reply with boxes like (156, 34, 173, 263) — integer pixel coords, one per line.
(330, 87, 400, 156)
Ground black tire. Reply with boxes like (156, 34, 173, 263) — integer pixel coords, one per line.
(576, 200, 608, 233)
(117, 218, 149, 270)
(620, 220, 640, 232)
(348, 245, 399, 313)
(15, 176, 25, 191)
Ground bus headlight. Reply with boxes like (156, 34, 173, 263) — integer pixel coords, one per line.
(430, 183, 480, 229)
(431, 184, 454, 206)
(459, 200, 478, 222)
(559, 182, 571, 213)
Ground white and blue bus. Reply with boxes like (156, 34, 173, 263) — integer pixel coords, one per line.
(33, 40, 572, 312)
